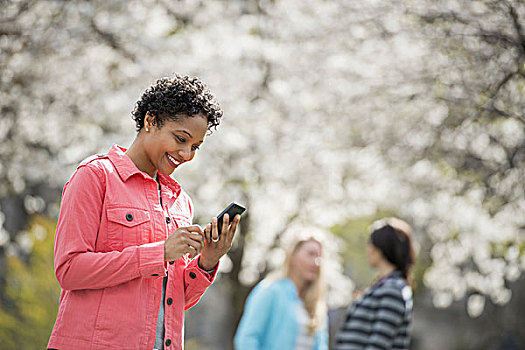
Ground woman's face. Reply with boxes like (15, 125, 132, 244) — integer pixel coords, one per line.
(290, 240, 322, 283)
(367, 242, 381, 268)
(143, 114, 207, 176)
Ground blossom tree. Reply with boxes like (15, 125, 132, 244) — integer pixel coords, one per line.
(1, 2, 524, 348)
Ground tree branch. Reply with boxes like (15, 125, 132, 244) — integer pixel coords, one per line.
(505, 0, 525, 54)
(481, 104, 525, 125)
(475, 29, 519, 47)
(489, 70, 516, 98)
(89, 18, 136, 62)
(0, 0, 32, 24)
(418, 11, 470, 25)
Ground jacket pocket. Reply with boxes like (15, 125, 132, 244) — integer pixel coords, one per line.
(107, 207, 150, 250)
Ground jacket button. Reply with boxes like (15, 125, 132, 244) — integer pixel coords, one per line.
(167, 297, 173, 305)
(165, 339, 172, 346)
(126, 213, 133, 221)
(189, 272, 196, 279)
(169, 261, 174, 265)
(166, 217, 171, 224)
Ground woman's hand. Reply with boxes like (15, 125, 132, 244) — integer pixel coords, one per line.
(164, 225, 204, 261)
(199, 214, 241, 271)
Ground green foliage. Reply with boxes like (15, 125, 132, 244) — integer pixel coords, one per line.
(331, 211, 395, 290)
(249, 27, 262, 36)
(0, 215, 60, 349)
(167, 26, 184, 37)
(332, 210, 428, 293)
(184, 337, 211, 350)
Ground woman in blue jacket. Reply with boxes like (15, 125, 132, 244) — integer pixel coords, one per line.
(234, 237, 328, 350)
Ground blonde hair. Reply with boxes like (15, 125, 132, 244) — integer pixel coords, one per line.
(275, 237, 327, 334)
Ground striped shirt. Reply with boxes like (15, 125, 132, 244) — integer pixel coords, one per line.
(334, 271, 413, 350)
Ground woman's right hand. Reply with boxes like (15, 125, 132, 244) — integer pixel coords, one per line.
(164, 225, 204, 261)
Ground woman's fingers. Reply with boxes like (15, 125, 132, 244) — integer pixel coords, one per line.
(165, 227, 205, 261)
(186, 224, 204, 234)
(227, 214, 241, 243)
(185, 224, 205, 246)
(204, 223, 212, 244)
(197, 214, 241, 268)
(184, 234, 203, 253)
(211, 217, 219, 243)
(220, 214, 229, 240)
(186, 231, 204, 244)
(184, 241, 201, 259)
(187, 244, 199, 258)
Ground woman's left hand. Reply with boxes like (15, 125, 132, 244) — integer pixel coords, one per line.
(198, 214, 241, 271)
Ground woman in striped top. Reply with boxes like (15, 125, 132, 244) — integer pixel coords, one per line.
(334, 218, 416, 350)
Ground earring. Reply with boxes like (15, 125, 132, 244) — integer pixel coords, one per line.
(145, 127, 149, 132)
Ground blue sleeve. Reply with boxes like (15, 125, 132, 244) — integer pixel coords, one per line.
(234, 282, 276, 350)
(314, 317, 329, 350)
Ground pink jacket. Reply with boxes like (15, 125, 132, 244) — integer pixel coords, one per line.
(48, 145, 217, 350)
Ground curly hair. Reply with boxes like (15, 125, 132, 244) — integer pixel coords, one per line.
(131, 74, 223, 132)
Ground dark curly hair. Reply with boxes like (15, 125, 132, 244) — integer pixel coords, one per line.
(131, 74, 223, 132)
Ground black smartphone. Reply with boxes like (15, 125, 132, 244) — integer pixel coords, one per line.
(205, 202, 246, 235)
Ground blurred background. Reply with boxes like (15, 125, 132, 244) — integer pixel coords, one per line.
(1, 0, 524, 349)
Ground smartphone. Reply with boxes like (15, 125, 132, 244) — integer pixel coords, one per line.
(205, 202, 246, 235)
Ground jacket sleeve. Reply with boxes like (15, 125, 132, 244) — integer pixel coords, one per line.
(234, 282, 275, 350)
(54, 163, 166, 291)
(365, 286, 406, 350)
(183, 256, 219, 310)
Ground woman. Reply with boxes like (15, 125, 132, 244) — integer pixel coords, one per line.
(234, 237, 328, 350)
(334, 217, 416, 350)
(47, 74, 240, 350)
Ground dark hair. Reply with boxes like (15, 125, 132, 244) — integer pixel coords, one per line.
(131, 74, 223, 132)
(370, 218, 416, 286)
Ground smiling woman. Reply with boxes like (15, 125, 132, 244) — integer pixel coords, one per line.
(47, 74, 241, 350)
(127, 112, 208, 177)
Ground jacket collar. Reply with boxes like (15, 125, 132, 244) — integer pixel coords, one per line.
(107, 144, 182, 196)
(282, 278, 301, 300)
(375, 270, 404, 288)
